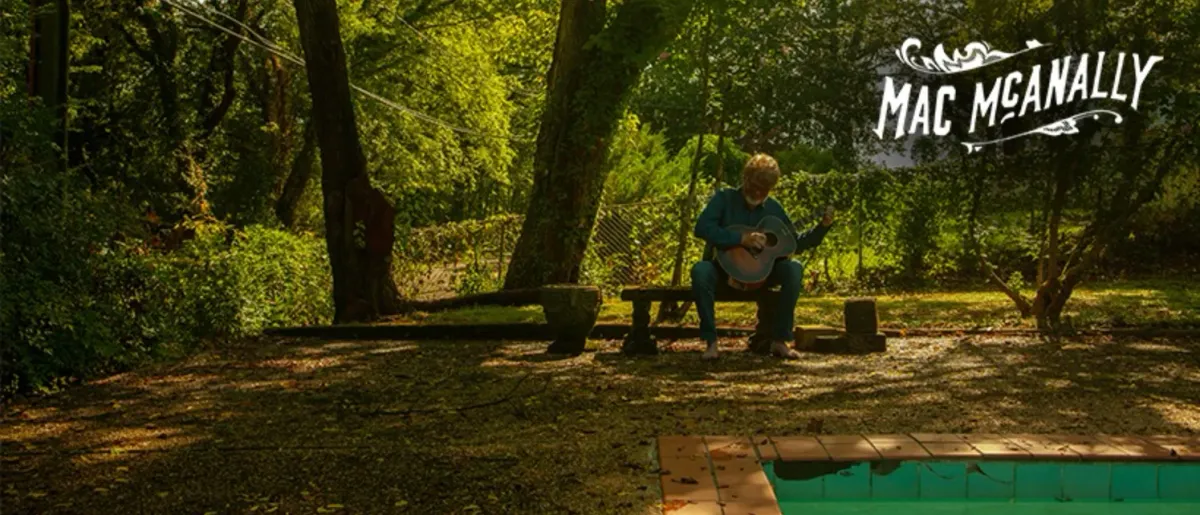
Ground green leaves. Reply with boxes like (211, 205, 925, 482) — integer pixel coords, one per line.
(1, 187, 334, 395)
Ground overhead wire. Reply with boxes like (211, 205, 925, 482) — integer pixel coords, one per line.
(175, 0, 302, 63)
(160, 0, 531, 143)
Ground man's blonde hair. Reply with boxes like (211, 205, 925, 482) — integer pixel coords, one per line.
(742, 153, 781, 184)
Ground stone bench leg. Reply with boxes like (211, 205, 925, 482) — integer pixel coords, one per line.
(621, 300, 658, 355)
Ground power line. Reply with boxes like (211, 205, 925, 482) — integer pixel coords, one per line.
(175, 0, 302, 63)
(160, 0, 531, 143)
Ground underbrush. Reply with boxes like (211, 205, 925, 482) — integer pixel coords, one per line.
(1, 163, 331, 397)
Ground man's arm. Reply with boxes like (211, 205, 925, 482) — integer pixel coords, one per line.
(694, 192, 742, 248)
(795, 221, 832, 252)
(773, 202, 833, 252)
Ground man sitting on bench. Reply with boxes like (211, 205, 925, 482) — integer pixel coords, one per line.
(692, 153, 835, 360)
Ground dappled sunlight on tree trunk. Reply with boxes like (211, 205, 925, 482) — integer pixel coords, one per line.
(504, 0, 698, 290)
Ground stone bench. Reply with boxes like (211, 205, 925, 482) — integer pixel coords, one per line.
(619, 286, 787, 355)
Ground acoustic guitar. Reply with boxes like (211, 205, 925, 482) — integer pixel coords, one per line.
(715, 215, 797, 291)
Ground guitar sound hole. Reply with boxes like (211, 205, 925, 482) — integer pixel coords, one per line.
(765, 233, 778, 246)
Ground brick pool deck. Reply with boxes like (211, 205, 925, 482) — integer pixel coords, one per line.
(658, 434, 1200, 515)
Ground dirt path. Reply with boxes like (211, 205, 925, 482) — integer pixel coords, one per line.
(2, 334, 1197, 514)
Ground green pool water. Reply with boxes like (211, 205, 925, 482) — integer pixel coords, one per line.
(766, 460, 1200, 515)
(776, 502, 1200, 514)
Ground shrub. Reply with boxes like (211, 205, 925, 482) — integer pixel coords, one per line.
(1, 158, 332, 397)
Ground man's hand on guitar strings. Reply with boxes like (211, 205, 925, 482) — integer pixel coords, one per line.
(741, 232, 767, 251)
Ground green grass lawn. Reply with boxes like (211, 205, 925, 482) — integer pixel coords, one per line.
(394, 279, 1200, 329)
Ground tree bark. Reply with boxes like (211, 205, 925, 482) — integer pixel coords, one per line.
(293, 0, 401, 323)
(196, 0, 251, 141)
(250, 43, 299, 208)
(275, 120, 317, 228)
(28, 0, 70, 167)
(713, 110, 726, 190)
(502, 0, 696, 290)
(117, 5, 211, 218)
(980, 253, 1033, 317)
(1031, 156, 1072, 329)
(1044, 132, 1192, 327)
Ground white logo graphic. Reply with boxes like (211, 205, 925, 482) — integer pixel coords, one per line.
(876, 38, 1163, 153)
(896, 38, 1047, 75)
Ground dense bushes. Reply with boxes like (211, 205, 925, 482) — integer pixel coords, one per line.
(1, 157, 331, 396)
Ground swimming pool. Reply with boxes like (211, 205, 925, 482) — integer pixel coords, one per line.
(767, 459, 1200, 515)
(657, 434, 1198, 514)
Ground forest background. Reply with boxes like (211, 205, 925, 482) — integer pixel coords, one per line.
(3, 0, 1198, 396)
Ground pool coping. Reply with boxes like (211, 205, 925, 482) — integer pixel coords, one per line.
(656, 434, 1199, 514)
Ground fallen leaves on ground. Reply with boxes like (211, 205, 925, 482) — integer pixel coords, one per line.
(1, 334, 1197, 514)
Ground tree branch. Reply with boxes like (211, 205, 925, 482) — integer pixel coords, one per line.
(979, 253, 1032, 317)
(134, 9, 171, 67)
(115, 23, 155, 64)
(1040, 154, 1072, 289)
(1053, 124, 1197, 319)
(198, 0, 250, 139)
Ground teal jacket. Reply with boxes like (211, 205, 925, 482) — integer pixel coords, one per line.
(693, 187, 833, 261)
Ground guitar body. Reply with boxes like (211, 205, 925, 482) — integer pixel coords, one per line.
(715, 216, 796, 291)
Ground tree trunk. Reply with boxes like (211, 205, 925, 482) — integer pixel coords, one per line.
(1043, 132, 1192, 329)
(196, 0, 250, 141)
(659, 12, 712, 321)
(293, 0, 401, 323)
(117, 5, 210, 218)
(502, 0, 696, 290)
(713, 113, 726, 190)
(855, 187, 864, 280)
(275, 120, 318, 228)
(980, 120, 1195, 333)
(28, 0, 69, 167)
(252, 47, 298, 202)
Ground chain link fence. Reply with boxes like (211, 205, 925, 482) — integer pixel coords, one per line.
(390, 172, 906, 300)
(392, 191, 707, 300)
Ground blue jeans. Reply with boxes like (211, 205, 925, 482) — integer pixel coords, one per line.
(691, 259, 804, 343)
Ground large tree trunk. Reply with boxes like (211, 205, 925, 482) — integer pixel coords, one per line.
(502, 0, 696, 290)
(28, 0, 69, 167)
(293, 0, 401, 323)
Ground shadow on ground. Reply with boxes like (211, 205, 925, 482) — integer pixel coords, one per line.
(2, 333, 1197, 514)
